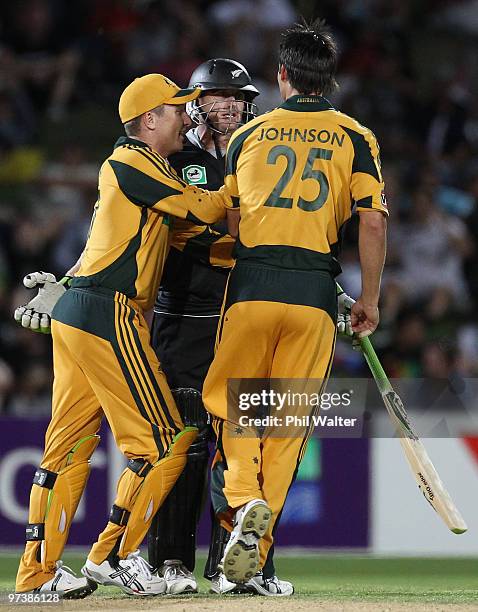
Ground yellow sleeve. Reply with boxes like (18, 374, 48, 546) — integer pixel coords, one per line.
(349, 129, 388, 216)
(150, 181, 229, 224)
(224, 174, 239, 209)
(108, 148, 228, 224)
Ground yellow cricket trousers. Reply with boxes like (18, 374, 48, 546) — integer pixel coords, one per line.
(203, 262, 337, 568)
(16, 287, 187, 591)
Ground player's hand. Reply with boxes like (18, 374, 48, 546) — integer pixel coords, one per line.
(13, 272, 68, 334)
(350, 298, 379, 338)
(337, 289, 355, 337)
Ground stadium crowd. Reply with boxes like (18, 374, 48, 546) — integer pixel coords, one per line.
(1, 0, 478, 414)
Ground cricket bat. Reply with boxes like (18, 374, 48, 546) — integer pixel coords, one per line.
(360, 335, 467, 534)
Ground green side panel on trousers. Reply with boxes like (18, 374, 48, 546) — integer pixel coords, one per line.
(52, 288, 116, 341)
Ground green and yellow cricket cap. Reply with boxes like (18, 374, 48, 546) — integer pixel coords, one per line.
(119, 73, 200, 123)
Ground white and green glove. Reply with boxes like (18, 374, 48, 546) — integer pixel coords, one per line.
(337, 286, 355, 337)
(14, 272, 70, 334)
(336, 282, 376, 346)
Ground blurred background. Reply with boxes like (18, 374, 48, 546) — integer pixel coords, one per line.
(1, 0, 478, 557)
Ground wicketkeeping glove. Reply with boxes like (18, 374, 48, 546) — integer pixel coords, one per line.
(14, 271, 70, 334)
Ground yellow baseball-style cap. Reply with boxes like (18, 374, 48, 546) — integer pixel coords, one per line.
(119, 73, 201, 123)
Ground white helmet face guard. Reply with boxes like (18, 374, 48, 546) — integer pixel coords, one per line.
(187, 97, 258, 135)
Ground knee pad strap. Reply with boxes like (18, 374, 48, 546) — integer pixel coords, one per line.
(33, 468, 58, 489)
(26, 523, 45, 541)
(127, 458, 153, 478)
(109, 504, 131, 527)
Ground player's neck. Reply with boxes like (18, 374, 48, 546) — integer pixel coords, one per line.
(282, 83, 322, 100)
(132, 131, 167, 157)
(198, 124, 230, 157)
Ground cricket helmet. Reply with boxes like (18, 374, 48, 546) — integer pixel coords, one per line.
(187, 58, 259, 134)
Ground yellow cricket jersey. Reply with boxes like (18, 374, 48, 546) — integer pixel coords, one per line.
(74, 136, 228, 310)
(225, 95, 388, 272)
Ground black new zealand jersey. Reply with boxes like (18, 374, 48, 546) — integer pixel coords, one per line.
(155, 130, 235, 316)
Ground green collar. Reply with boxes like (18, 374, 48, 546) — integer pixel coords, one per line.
(279, 95, 335, 112)
(114, 136, 150, 150)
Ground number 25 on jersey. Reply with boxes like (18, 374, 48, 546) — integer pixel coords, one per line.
(264, 145, 332, 212)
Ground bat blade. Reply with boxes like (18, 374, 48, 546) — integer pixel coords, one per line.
(381, 387, 467, 534)
(333, 286, 467, 535)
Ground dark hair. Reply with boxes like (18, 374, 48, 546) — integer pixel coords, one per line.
(124, 105, 165, 136)
(279, 18, 338, 95)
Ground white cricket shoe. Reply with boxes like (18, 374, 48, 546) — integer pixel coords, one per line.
(159, 559, 197, 594)
(23, 561, 97, 599)
(247, 571, 294, 596)
(219, 499, 272, 584)
(82, 550, 166, 596)
(209, 572, 253, 594)
(209, 570, 293, 596)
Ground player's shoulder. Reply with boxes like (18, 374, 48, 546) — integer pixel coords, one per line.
(177, 135, 202, 155)
(109, 136, 169, 176)
(169, 138, 206, 168)
(331, 110, 378, 142)
(228, 112, 272, 146)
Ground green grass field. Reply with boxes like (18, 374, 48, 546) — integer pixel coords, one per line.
(1, 552, 477, 607)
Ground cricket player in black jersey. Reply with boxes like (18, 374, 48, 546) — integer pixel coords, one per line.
(147, 58, 293, 596)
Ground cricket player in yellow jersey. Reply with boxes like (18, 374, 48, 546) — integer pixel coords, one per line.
(203, 19, 388, 584)
(15, 74, 230, 598)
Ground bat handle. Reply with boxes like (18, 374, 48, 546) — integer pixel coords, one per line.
(335, 282, 387, 385)
(335, 281, 345, 296)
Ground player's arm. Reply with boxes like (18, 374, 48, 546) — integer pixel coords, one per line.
(65, 249, 85, 277)
(353, 211, 387, 336)
(358, 211, 387, 306)
(227, 209, 240, 237)
(349, 128, 388, 336)
(108, 154, 230, 224)
(150, 182, 230, 224)
(223, 145, 241, 237)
